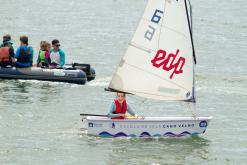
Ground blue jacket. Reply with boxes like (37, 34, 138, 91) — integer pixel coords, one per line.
(15, 46, 33, 67)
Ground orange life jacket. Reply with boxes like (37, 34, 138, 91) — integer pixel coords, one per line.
(112, 99, 127, 120)
(0, 47, 11, 63)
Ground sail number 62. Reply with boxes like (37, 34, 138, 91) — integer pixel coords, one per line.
(144, 9, 164, 41)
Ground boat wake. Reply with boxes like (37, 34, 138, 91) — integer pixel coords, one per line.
(87, 76, 111, 87)
(17, 79, 80, 87)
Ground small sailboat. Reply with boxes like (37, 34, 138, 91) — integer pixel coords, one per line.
(81, 0, 212, 137)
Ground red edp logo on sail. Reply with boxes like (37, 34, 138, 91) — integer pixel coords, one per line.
(151, 49, 186, 79)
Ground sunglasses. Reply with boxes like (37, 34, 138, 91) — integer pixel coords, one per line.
(55, 44, 60, 47)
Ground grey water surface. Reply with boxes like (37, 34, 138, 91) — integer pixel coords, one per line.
(0, 0, 246, 164)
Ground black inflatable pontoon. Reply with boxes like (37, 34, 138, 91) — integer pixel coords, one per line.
(0, 63, 95, 84)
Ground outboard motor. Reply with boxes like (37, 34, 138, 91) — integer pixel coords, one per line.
(72, 63, 95, 81)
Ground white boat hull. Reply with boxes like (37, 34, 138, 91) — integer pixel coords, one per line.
(81, 116, 212, 138)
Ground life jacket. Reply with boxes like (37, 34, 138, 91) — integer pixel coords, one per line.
(0, 47, 12, 65)
(112, 99, 127, 119)
(39, 50, 46, 63)
(17, 47, 31, 63)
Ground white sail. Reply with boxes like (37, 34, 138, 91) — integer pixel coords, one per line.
(108, 0, 196, 101)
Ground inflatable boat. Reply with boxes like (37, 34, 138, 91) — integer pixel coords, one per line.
(0, 63, 95, 84)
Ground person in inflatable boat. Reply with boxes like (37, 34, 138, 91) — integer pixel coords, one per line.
(0, 34, 15, 67)
(49, 39, 65, 69)
(37, 41, 51, 68)
(108, 92, 138, 119)
(15, 35, 33, 68)
(0, 34, 14, 50)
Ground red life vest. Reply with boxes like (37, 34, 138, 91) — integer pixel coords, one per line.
(0, 47, 11, 63)
(112, 99, 127, 119)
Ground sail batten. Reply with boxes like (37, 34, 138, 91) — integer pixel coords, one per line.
(138, 18, 191, 44)
(129, 42, 152, 53)
(108, 0, 196, 102)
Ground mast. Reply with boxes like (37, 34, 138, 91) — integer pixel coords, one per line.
(184, 0, 196, 64)
(184, 0, 196, 102)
